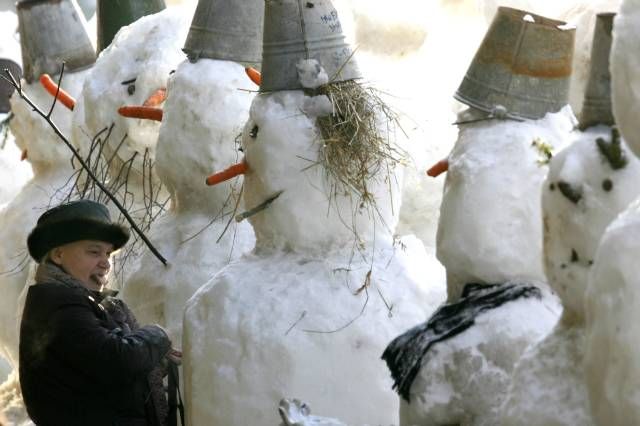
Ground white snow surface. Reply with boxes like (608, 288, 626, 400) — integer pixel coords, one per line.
(400, 282, 561, 426)
(241, 90, 402, 253)
(542, 126, 640, 324)
(585, 198, 640, 426)
(501, 323, 593, 426)
(611, 0, 640, 158)
(184, 242, 446, 426)
(81, 6, 191, 199)
(122, 59, 256, 343)
(437, 106, 576, 301)
(278, 398, 346, 426)
(296, 59, 329, 89)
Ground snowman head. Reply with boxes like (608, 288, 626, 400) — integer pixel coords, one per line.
(81, 8, 190, 189)
(226, 88, 402, 253)
(543, 126, 640, 324)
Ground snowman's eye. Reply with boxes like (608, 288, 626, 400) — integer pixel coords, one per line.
(249, 125, 259, 138)
(121, 77, 137, 96)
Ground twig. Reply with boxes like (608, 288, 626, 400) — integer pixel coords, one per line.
(3, 67, 168, 265)
(285, 311, 307, 336)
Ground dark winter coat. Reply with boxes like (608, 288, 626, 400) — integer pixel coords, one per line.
(19, 262, 171, 426)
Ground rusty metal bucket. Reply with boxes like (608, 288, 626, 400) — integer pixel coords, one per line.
(182, 0, 264, 66)
(0, 58, 22, 113)
(96, 0, 166, 53)
(579, 13, 615, 130)
(260, 0, 361, 92)
(17, 0, 96, 83)
(455, 6, 575, 120)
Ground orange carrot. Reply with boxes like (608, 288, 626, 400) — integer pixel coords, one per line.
(245, 67, 261, 87)
(118, 106, 163, 122)
(426, 158, 449, 177)
(143, 87, 167, 107)
(20, 149, 27, 161)
(39, 74, 76, 110)
(205, 161, 248, 186)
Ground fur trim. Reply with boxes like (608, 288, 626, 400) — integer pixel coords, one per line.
(27, 218, 129, 262)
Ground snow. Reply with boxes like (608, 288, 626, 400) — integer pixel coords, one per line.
(399, 282, 560, 426)
(501, 323, 593, 426)
(542, 126, 640, 324)
(296, 60, 329, 89)
(611, 0, 640, 158)
(183, 86, 446, 424)
(121, 59, 256, 344)
(437, 106, 576, 301)
(80, 6, 191, 207)
(585, 198, 640, 426)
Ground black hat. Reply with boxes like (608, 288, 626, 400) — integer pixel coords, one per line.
(27, 200, 130, 262)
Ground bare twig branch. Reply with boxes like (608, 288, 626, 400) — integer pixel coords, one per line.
(4, 67, 168, 265)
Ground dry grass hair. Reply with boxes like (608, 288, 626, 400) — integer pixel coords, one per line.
(316, 79, 406, 214)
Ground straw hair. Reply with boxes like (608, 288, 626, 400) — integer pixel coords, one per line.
(316, 80, 406, 213)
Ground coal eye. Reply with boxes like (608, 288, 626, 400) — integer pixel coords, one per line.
(249, 125, 259, 138)
(127, 84, 135, 95)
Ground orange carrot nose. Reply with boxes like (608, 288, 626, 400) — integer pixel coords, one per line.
(39, 74, 76, 111)
(245, 67, 261, 87)
(206, 161, 248, 186)
(20, 149, 28, 161)
(426, 158, 449, 177)
(118, 106, 163, 122)
(143, 87, 167, 107)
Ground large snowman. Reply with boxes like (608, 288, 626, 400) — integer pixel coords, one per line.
(584, 1, 640, 424)
(77, 5, 192, 287)
(0, 0, 94, 421)
(182, 1, 445, 424)
(502, 13, 640, 425)
(383, 8, 576, 425)
(120, 0, 261, 344)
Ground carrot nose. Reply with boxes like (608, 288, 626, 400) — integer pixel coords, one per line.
(39, 74, 75, 111)
(118, 106, 163, 122)
(245, 67, 261, 87)
(143, 87, 167, 107)
(426, 158, 449, 177)
(206, 161, 248, 186)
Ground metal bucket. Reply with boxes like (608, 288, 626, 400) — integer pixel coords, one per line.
(579, 13, 615, 130)
(76, 0, 96, 19)
(260, 0, 361, 92)
(96, 0, 166, 53)
(0, 58, 22, 113)
(17, 0, 96, 83)
(182, 0, 264, 66)
(455, 6, 575, 120)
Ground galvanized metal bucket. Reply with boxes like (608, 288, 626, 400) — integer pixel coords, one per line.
(17, 0, 96, 83)
(76, 0, 96, 19)
(260, 0, 361, 92)
(579, 12, 615, 130)
(182, 0, 264, 66)
(96, 0, 166, 53)
(455, 6, 575, 121)
(0, 58, 22, 113)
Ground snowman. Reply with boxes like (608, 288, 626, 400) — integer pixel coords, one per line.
(120, 0, 261, 344)
(78, 4, 192, 287)
(501, 14, 640, 424)
(383, 8, 577, 425)
(0, 0, 94, 421)
(182, 1, 445, 424)
(584, 1, 640, 424)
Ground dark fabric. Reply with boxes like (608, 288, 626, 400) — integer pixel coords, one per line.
(19, 262, 171, 426)
(382, 282, 542, 402)
(27, 200, 130, 262)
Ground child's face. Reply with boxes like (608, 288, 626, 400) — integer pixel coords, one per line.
(51, 240, 114, 291)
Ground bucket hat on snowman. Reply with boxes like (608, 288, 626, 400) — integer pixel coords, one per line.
(27, 200, 130, 263)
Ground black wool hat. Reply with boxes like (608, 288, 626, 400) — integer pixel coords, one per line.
(27, 200, 130, 263)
